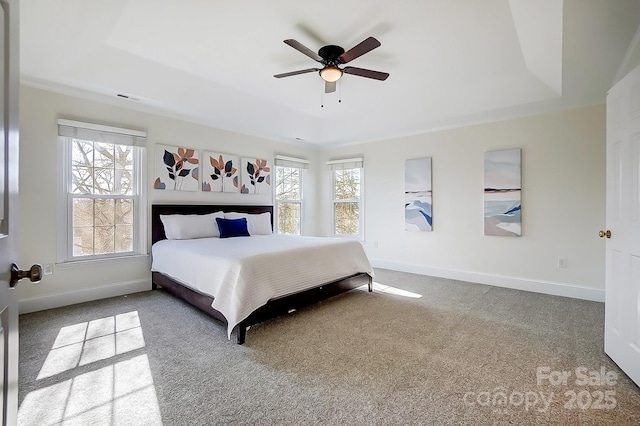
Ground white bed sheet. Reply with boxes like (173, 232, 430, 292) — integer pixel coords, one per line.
(151, 235, 374, 338)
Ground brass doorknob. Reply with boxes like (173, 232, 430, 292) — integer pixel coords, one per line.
(598, 230, 612, 239)
(10, 263, 43, 288)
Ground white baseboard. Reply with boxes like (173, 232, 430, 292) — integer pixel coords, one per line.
(18, 262, 605, 314)
(18, 279, 153, 314)
(369, 259, 605, 303)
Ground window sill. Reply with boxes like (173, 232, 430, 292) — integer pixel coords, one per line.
(56, 254, 149, 270)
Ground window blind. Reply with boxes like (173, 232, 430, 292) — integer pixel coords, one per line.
(274, 155, 310, 169)
(57, 119, 147, 147)
(326, 157, 364, 170)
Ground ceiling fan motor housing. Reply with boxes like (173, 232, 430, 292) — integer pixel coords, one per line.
(318, 45, 345, 65)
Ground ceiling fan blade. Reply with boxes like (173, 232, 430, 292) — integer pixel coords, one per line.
(283, 39, 322, 62)
(325, 81, 336, 93)
(338, 37, 381, 63)
(295, 23, 329, 46)
(343, 66, 389, 81)
(274, 68, 319, 78)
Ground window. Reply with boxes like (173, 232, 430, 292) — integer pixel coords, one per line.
(57, 119, 147, 262)
(328, 158, 363, 238)
(274, 155, 308, 235)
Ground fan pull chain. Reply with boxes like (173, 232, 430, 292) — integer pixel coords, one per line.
(320, 80, 324, 108)
(338, 81, 342, 103)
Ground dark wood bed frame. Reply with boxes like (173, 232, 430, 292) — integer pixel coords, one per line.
(151, 204, 373, 344)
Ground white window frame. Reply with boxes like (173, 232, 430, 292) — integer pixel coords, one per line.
(328, 158, 364, 240)
(274, 155, 308, 235)
(56, 119, 148, 265)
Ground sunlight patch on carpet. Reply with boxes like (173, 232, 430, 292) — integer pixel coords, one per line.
(19, 311, 162, 425)
(19, 354, 162, 426)
(358, 282, 422, 298)
(37, 311, 145, 379)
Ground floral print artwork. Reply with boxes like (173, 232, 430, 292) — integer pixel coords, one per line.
(203, 152, 239, 192)
(241, 158, 271, 194)
(154, 145, 199, 191)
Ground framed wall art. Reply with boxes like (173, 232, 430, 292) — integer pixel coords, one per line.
(241, 158, 272, 194)
(153, 145, 199, 191)
(405, 157, 432, 232)
(202, 152, 239, 192)
(484, 148, 521, 236)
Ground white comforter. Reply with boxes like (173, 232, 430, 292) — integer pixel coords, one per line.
(151, 235, 374, 338)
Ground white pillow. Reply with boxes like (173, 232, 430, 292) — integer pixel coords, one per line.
(160, 212, 224, 240)
(224, 212, 272, 235)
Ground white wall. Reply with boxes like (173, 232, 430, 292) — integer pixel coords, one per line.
(17, 85, 318, 312)
(16, 85, 607, 311)
(617, 28, 640, 84)
(321, 105, 606, 301)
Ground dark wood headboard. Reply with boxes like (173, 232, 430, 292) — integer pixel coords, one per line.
(151, 204, 274, 245)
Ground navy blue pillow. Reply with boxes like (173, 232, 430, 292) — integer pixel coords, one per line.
(216, 217, 250, 238)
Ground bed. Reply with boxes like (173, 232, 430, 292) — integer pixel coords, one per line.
(151, 204, 374, 344)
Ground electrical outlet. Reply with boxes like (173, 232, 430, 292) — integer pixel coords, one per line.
(373, 241, 379, 249)
(558, 258, 568, 268)
(43, 263, 54, 275)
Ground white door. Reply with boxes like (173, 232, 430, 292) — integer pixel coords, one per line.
(0, 1, 24, 424)
(604, 63, 640, 387)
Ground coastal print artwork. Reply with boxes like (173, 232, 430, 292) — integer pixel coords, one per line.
(484, 149, 521, 236)
(153, 145, 199, 191)
(405, 157, 432, 231)
(202, 152, 239, 192)
(241, 158, 271, 194)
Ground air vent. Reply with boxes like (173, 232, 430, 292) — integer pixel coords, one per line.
(116, 93, 140, 102)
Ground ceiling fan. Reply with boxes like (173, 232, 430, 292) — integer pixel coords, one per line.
(274, 36, 389, 93)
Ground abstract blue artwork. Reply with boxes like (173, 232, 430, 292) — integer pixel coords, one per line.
(405, 157, 432, 232)
(484, 149, 521, 236)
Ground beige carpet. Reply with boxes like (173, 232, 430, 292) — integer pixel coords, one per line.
(17, 268, 640, 425)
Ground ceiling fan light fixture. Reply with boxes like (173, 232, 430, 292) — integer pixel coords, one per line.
(320, 66, 343, 82)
